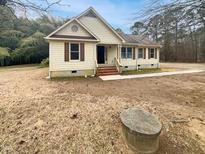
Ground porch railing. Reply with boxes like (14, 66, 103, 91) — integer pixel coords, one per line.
(114, 57, 123, 73)
(94, 59, 98, 75)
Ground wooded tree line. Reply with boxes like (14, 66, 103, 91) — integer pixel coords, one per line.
(131, 0, 205, 62)
(0, 6, 64, 66)
(0, 0, 204, 66)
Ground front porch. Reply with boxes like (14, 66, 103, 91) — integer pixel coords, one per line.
(96, 44, 120, 65)
(95, 44, 122, 76)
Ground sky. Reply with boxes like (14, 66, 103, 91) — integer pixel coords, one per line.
(48, 0, 148, 33)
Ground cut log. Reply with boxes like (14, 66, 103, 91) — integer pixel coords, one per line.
(120, 108, 162, 154)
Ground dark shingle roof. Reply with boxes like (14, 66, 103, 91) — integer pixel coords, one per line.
(118, 32, 161, 46)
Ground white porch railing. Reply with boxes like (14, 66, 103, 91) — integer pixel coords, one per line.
(94, 59, 98, 75)
(114, 57, 123, 73)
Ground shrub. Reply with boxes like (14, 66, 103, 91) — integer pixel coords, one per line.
(40, 58, 49, 67)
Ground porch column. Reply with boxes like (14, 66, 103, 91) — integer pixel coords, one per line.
(118, 44, 121, 61)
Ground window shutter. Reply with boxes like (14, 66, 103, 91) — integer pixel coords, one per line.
(133, 47, 135, 59)
(64, 42, 69, 61)
(155, 48, 157, 59)
(80, 43, 84, 61)
(144, 48, 146, 59)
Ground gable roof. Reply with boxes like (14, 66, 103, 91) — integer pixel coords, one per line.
(76, 7, 125, 42)
(45, 18, 99, 41)
(118, 32, 161, 47)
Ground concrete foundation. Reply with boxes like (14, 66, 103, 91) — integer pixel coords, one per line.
(50, 69, 94, 78)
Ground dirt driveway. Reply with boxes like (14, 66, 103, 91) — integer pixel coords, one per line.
(0, 63, 205, 154)
(161, 62, 205, 70)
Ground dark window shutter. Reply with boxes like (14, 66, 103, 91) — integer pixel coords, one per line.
(64, 43, 69, 61)
(80, 43, 84, 61)
(133, 47, 135, 59)
(155, 48, 157, 59)
(144, 48, 146, 59)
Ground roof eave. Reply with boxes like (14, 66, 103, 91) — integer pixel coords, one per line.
(122, 42, 162, 47)
(45, 18, 99, 41)
(44, 37, 100, 42)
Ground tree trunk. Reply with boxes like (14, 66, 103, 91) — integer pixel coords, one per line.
(175, 21, 178, 61)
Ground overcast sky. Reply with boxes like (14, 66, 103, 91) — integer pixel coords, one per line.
(48, 0, 150, 33)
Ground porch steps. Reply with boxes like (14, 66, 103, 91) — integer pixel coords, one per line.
(96, 66, 119, 76)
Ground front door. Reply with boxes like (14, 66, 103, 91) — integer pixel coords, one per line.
(97, 46, 105, 64)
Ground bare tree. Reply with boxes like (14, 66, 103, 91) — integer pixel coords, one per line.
(132, 0, 205, 62)
(0, 0, 69, 15)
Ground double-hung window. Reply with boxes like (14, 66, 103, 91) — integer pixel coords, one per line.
(121, 47, 126, 59)
(149, 48, 155, 59)
(138, 48, 144, 59)
(121, 47, 132, 59)
(70, 43, 80, 60)
(127, 48, 132, 58)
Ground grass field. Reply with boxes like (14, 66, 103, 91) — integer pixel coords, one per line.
(122, 68, 177, 75)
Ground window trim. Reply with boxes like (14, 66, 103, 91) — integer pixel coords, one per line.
(149, 48, 155, 59)
(138, 48, 144, 59)
(126, 47, 133, 59)
(70, 43, 80, 61)
(121, 47, 133, 59)
(121, 47, 127, 59)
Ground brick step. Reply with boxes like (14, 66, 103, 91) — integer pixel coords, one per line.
(97, 69, 118, 73)
(97, 67, 117, 70)
(97, 72, 119, 76)
(96, 66, 119, 76)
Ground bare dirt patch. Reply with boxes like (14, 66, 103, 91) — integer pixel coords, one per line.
(0, 64, 205, 154)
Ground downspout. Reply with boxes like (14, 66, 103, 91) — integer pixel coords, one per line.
(93, 43, 97, 76)
(48, 70, 51, 79)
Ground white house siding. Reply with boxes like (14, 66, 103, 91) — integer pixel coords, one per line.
(79, 16, 122, 44)
(107, 45, 118, 65)
(136, 48, 160, 69)
(120, 47, 160, 70)
(55, 21, 92, 37)
(120, 46, 137, 70)
(49, 40, 96, 77)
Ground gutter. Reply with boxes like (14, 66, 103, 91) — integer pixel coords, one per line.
(44, 37, 100, 42)
(122, 43, 162, 48)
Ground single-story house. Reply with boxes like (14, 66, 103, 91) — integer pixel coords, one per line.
(45, 7, 161, 77)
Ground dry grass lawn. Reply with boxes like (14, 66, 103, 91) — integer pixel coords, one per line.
(0, 64, 205, 154)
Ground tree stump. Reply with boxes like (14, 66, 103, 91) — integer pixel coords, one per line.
(120, 108, 162, 154)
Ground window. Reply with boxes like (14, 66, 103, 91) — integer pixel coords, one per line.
(149, 48, 155, 59)
(70, 43, 80, 60)
(127, 48, 132, 58)
(138, 48, 144, 58)
(121, 47, 126, 59)
(121, 47, 132, 59)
